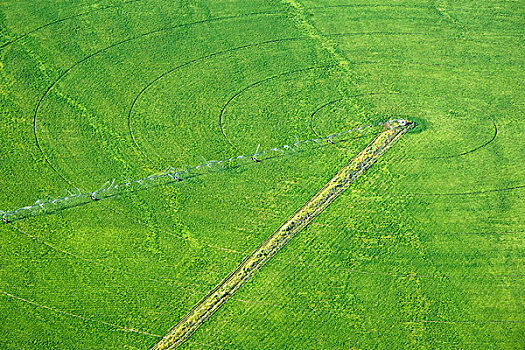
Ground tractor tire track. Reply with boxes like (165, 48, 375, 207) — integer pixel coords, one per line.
(0, 2, 421, 51)
(6, 0, 514, 54)
(426, 120, 496, 159)
(272, 259, 525, 280)
(33, 11, 285, 183)
(393, 184, 525, 197)
(0, 289, 162, 338)
(126, 39, 315, 163)
(218, 57, 503, 164)
(127, 32, 507, 166)
(25, 13, 292, 289)
(7, 225, 208, 294)
(308, 93, 398, 150)
(22, 5, 521, 186)
(308, 89, 499, 162)
(0, 0, 141, 50)
(22, 22, 522, 275)
(310, 222, 525, 236)
(6, 4, 521, 345)
(218, 65, 338, 151)
(27, 28, 501, 181)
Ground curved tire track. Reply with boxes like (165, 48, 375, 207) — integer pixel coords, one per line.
(33, 11, 285, 184)
(309, 92, 499, 161)
(26, 23, 524, 250)
(218, 65, 337, 151)
(393, 184, 525, 197)
(8, 225, 208, 293)
(21, 6, 521, 186)
(0, 0, 141, 50)
(126, 32, 507, 166)
(126, 39, 316, 163)
(0, 289, 161, 338)
(10, 4, 523, 343)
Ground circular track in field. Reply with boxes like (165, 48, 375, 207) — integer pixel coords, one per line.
(309, 91, 498, 161)
(23, 2, 518, 187)
(30, 17, 519, 197)
(125, 32, 512, 168)
(10, 4, 524, 339)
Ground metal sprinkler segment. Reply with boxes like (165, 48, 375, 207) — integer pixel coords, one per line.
(1, 120, 405, 223)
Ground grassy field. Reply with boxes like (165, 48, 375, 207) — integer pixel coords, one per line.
(0, 0, 523, 349)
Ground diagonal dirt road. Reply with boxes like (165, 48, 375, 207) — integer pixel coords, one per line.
(152, 119, 413, 350)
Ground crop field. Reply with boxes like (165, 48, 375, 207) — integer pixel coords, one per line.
(0, 0, 523, 349)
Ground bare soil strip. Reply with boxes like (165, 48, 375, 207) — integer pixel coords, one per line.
(151, 120, 412, 350)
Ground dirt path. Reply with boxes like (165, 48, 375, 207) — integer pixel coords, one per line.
(151, 120, 412, 349)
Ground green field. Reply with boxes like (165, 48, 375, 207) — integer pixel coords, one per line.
(0, 0, 523, 349)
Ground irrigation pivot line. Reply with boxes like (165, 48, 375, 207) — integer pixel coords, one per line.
(150, 119, 413, 349)
(0, 119, 406, 224)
